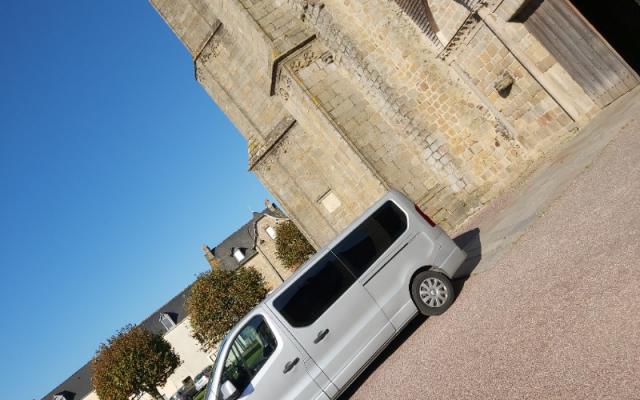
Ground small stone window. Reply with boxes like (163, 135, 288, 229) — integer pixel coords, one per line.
(159, 313, 176, 331)
(319, 190, 342, 214)
(266, 226, 277, 240)
(233, 248, 246, 262)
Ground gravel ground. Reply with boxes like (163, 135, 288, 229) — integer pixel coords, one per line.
(342, 119, 640, 399)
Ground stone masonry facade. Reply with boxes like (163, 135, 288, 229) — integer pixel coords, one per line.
(151, 0, 634, 247)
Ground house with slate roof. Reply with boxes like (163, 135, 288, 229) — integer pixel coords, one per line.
(202, 202, 292, 289)
(41, 204, 293, 400)
(41, 284, 207, 400)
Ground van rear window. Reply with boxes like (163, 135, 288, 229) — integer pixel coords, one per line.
(332, 201, 407, 278)
(273, 252, 355, 327)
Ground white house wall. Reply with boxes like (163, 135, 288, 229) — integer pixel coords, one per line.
(157, 316, 213, 398)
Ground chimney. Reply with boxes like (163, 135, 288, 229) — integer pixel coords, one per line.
(202, 244, 220, 270)
(264, 199, 277, 211)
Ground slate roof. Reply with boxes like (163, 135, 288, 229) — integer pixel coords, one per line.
(208, 207, 286, 271)
(211, 217, 259, 271)
(262, 204, 286, 219)
(40, 208, 286, 400)
(40, 363, 93, 400)
(139, 285, 193, 335)
(39, 289, 195, 400)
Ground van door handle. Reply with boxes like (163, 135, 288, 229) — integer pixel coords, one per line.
(283, 357, 299, 374)
(314, 329, 330, 344)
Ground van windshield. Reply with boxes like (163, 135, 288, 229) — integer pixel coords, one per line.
(219, 316, 277, 394)
(205, 316, 277, 399)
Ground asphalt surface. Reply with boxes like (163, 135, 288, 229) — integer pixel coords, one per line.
(341, 104, 640, 398)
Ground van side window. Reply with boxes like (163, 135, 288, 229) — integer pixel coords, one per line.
(220, 316, 277, 393)
(274, 252, 355, 327)
(332, 201, 407, 278)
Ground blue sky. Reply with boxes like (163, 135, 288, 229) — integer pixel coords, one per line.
(0, 2, 271, 399)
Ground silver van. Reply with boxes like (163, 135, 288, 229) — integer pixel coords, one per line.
(206, 190, 467, 400)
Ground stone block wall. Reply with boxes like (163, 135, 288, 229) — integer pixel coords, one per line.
(427, 0, 470, 44)
(455, 23, 575, 155)
(152, 0, 218, 56)
(294, 45, 436, 211)
(150, 0, 612, 245)
(245, 253, 286, 290)
(289, 0, 529, 221)
(253, 121, 386, 246)
(255, 214, 292, 282)
(489, 1, 599, 123)
(195, 24, 289, 141)
(238, 0, 313, 55)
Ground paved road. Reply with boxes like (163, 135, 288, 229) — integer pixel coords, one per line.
(342, 95, 640, 399)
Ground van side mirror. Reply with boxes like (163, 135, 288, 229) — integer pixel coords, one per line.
(220, 380, 239, 400)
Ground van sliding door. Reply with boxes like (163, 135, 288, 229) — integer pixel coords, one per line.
(269, 252, 394, 391)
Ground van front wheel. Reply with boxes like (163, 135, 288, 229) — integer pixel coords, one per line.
(411, 271, 454, 316)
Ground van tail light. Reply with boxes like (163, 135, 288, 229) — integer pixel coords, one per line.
(414, 204, 437, 227)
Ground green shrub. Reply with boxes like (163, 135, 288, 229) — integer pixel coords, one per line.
(274, 220, 315, 271)
(187, 267, 268, 350)
(92, 325, 180, 400)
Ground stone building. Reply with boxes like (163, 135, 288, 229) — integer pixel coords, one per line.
(151, 0, 639, 246)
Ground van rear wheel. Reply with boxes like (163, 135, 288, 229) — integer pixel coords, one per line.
(411, 270, 454, 316)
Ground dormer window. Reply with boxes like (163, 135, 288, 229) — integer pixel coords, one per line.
(159, 313, 176, 331)
(233, 248, 246, 262)
(53, 395, 67, 400)
(266, 226, 277, 240)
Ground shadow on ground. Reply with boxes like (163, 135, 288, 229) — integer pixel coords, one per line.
(451, 227, 482, 294)
(338, 228, 482, 399)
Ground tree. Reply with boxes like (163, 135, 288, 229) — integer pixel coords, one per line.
(92, 325, 180, 400)
(275, 220, 315, 270)
(187, 267, 268, 350)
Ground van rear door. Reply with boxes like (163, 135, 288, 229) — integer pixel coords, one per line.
(269, 252, 394, 391)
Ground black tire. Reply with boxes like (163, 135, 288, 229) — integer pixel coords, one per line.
(411, 270, 455, 316)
